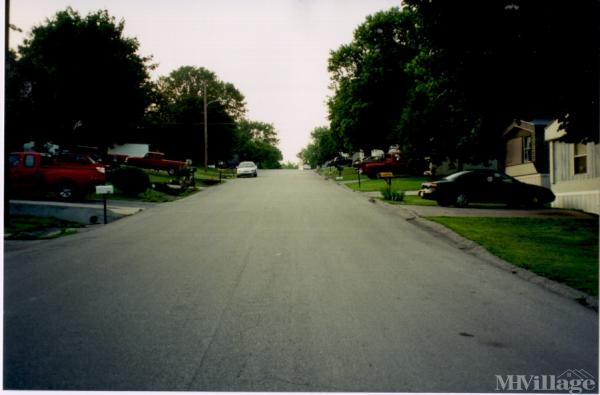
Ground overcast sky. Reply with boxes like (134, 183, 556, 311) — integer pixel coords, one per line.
(9, 0, 401, 162)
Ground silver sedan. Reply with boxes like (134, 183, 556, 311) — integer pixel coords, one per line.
(236, 161, 258, 177)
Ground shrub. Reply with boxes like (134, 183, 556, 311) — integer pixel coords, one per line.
(381, 188, 405, 202)
(111, 166, 150, 196)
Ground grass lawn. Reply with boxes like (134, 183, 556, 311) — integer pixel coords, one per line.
(346, 176, 430, 192)
(5, 215, 83, 240)
(426, 216, 599, 295)
(318, 166, 362, 180)
(105, 168, 229, 203)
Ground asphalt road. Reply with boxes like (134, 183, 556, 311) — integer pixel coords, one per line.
(4, 170, 598, 391)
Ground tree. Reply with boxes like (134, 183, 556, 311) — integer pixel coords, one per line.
(148, 66, 247, 163)
(152, 66, 246, 122)
(236, 120, 279, 146)
(403, 0, 599, 146)
(9, 8, 154, 148)
(327, 7, 419, 153)
(297, 126, 339, 167)
(234, 120, 282, 169)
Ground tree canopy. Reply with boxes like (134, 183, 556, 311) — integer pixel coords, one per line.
(327, 7, 418, 153)
(146, 66, 284, 166)
(235, 120, 283, 169)
(7, 8, 154, 149)
(323, 1, 599, 168)
(297, 126, 339, 168)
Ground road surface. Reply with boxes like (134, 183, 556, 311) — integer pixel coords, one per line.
(4, 170, 598, 391)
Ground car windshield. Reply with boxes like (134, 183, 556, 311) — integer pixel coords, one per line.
(239, 162, 255, 168)
(444, 171, 471, 181)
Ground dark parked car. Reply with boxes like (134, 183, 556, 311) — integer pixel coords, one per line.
(418, 169, 555, 208)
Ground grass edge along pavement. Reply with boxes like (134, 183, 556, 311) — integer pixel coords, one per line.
(324, 168, 598, 300)
(426, 216, 599, 296)
(5, 215, 84, 240)
(106, 167, 229, 203)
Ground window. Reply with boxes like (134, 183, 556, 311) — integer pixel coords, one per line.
(24, 155, 36, 168)
(574, 143, 587, 174)
(9, 155, 21, 167)
(523, 136, 533, 163)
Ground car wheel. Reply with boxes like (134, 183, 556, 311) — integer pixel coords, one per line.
(56, 181, 77, 200)
(455, 193, 469, 208)
(526, 195, 543, 208)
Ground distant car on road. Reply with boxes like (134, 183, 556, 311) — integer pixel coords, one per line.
(236, 161, 258, 177)
(303, 164, 312, 170)
(419, 169, 555, 208)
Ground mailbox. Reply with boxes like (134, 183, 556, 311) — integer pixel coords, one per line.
(95, 185, 114, 194)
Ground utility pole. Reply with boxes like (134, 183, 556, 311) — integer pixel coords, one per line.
(5, 0, 11, 227)
(203, 83, 208, 170)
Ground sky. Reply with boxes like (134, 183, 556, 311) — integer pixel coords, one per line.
(8, 0, 401, 162)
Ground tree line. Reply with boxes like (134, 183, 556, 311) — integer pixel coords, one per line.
(301, 0, 598, 169)
(6, 8, 283, 168)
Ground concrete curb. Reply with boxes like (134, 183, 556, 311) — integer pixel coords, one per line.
(329, 178, 599, 311)
(9, 200, 143, 225)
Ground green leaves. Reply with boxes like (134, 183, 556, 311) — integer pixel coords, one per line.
(9, 7, 152, 147)
(327, 7, 418, 153)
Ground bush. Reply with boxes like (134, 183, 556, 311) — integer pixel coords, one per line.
(381, 188, 405, 202)
(111, 166, 150, 196)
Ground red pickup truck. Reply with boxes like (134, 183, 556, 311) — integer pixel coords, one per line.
(125, 152, 189, 175)
(357, 153, 408, 179)
(9, 151, 106, 200)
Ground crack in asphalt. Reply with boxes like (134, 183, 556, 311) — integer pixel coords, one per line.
(185, 247, 255, 390)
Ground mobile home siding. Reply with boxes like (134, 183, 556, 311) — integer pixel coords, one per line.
(550, 141, 600, 214)
(552, 141, 600, 181)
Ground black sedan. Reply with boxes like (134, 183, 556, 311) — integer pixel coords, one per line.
(418, 169, 555, 208)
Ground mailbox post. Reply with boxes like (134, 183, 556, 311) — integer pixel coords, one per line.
(377, 172, 394, 196)
(335, 165, 344, 180)
(95, 185, 114, 224)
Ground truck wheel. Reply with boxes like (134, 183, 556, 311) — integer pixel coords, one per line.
(55, 181, 78, 200)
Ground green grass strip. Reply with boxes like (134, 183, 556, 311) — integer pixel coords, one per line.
(426, 216, 599, 295)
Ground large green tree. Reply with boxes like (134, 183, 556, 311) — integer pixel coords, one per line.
(147, 66, 247, 163)
(8, 8, 154, 148)
(327, 7, 419, 153)
(234, 120, 283, 169)
(402, 0, 599, 151)
(151, 66, 246, 123)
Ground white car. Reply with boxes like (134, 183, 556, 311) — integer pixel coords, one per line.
(236, 161, 258, 177)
